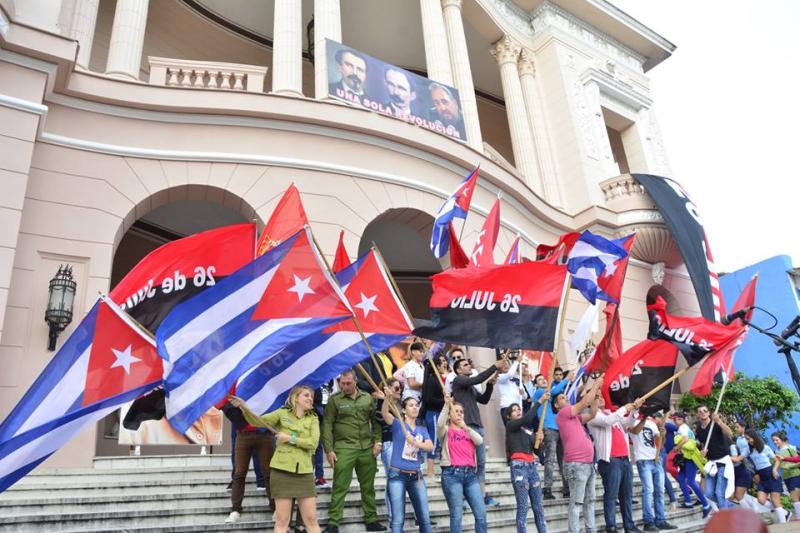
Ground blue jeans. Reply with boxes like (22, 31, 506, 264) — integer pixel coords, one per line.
(660, 449, 676, 503)
(704, 462, 733, 509)
(510, 460, 547, 533)
(637, 460, 665, 525)
(424, 410, 441, 459)
(597, 457, 635, 530)
(380, 441, 393, 522)
(229, 426, 265, 486)
(470, 425, 487, 485)
(441, 466, 487, 533)
(387, 469, 432, 533)
(677, 459, 708, 507)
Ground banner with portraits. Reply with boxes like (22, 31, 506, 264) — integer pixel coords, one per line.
(326, 39, 467, 142)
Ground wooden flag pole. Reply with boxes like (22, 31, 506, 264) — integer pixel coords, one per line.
(638, 365, 693, 403)
(535, 274, 572, 449)
(354, 362, 407, 437)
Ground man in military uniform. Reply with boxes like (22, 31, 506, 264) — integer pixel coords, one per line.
(322, 369, 386, 533)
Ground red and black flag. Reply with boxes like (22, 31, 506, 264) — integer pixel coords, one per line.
(647, 296, 745, 367)
(536, 232, 580, 264)
(448, 221, 470, 269)
(690, 275, 757, 396)
(109, 223, 256, 332)
(413, 261, 569, 350)
(602, 339, 679, 415)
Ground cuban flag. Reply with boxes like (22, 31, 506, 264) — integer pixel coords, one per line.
(505, 235, 522, 265)
(430, 166, 479, 258)
(157, 227, 353, 434)
(0, 296, 162, 492)
(567, 231, 630, 304)
(565, 365, 587, 405)
(236, 248, 414, 413)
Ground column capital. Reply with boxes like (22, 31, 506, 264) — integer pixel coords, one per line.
(441, 0, 462, 10)
(490, 35, 521, 66)
(517, 48, 536, 77)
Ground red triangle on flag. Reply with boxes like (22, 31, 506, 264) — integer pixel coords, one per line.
(252, 229, 352, 320)
(332, 230, 351, 273)
(257, 184, 309, 256)
(448, 222, 470, 269)
(83, 300, 162, 406)
(327, 251, 413, 335)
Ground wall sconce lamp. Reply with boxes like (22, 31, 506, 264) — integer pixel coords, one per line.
(45, 264, 76, 351)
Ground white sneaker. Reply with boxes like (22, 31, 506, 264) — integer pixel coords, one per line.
(225, 511, 241, 523)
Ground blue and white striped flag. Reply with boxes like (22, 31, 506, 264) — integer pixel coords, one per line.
(156, 227, 353, 434)
(567, 231, 629, 304)
(237, 249, 414, 413)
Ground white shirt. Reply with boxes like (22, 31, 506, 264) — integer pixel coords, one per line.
(402, 359, 424, 401)
(632, 419, 659, 462)
(445, 369, 482, 395)
(496, 361, 522, 408)
(587, 406, 636, 462)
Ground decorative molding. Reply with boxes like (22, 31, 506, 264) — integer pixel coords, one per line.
(531, 1, 646, 70)
(490, 35, 521, 66)
(37, 130, 547, 248)
(616, 210, 664, 225)
(0, 93, 48, 116)
(580, 67, 652, 111)
(517, 48, 535, 77)
(474, 0, 534, 40)
(0, 7, 10, 37)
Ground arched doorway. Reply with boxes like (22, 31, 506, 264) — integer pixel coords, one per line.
(359, 208, 441, 319)
(96, 185, 258, 457)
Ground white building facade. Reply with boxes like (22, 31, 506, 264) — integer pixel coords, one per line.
(0, 0, 697, 467)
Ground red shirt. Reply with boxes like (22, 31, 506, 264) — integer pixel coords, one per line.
(610, 425, 629, 458)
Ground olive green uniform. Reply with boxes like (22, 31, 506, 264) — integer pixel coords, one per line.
(322, 389, 382, 526)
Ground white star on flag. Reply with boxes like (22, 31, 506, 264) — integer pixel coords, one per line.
(288, 274, 315, 302)
(601, 261, 618, 278)
(110, 345, 141, 375)
(354, 292, 379, 318)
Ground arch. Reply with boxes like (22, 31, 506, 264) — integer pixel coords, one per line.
(359, 208, 442, 318)
(646, 284, 681, 315)
(113, 184, 262, 256)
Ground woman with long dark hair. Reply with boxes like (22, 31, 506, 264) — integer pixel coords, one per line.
(772, 431, 800, 519)
(229, 386, 321, 533)
(505, 402, 547, 533)
(381, 391, 434, 533)
(745, 428, 787, 523)
(420, 353, 448, 477)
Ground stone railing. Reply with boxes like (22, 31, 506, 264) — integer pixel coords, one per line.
(148, 57, 268, 93)
(600, 173, 646, 203)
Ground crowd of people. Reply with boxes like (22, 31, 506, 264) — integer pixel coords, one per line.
(219, 342, 800, 533)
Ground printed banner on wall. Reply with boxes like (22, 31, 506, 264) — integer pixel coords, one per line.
(326, 39, 467, 142)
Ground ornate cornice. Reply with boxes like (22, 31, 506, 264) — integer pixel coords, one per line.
(475, 0, 534, 39)
(441, 0, 463, 10)
(490, 35, 521, 66)
(531, 1, 646, 70)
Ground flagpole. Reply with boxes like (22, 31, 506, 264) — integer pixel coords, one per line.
(535, 273, 571, 449)
(99, 294, 156, 341)
(702, 351, 738, 453)
(638, 365, 693, 403)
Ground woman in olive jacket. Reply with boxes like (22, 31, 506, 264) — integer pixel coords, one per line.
(230, 385, 321, 533)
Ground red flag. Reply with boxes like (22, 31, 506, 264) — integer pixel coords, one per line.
(83, 298, 162, 406)
(690, 275, 758, 396)
(109, 223, 256, 331)
(256, 184, 309, 256)
(647, 296, 746, 367)
(448, 222, 470, 269)
(332, 230, 351, 273)
(536, 232, 580, 265)
(586, 303, 622, 373)
(602, 338, 679, 414)
(251, 228, 352, 321)
(597, 234, 635, 303)
(470, 198, 500, 267)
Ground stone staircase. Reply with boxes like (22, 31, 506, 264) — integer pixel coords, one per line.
(0, 455, 706, 532)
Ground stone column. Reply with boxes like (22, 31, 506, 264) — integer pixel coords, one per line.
(272, 0, 303, 96)
(490, 36, 541, 193)
(518, 49, 561, 206)
(69, 0, 99, 70)
(105, 0, 149, 80)
(419, 0, 452, 85)
(313, 0, 341, 99)
(442, 0, 482, 150)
